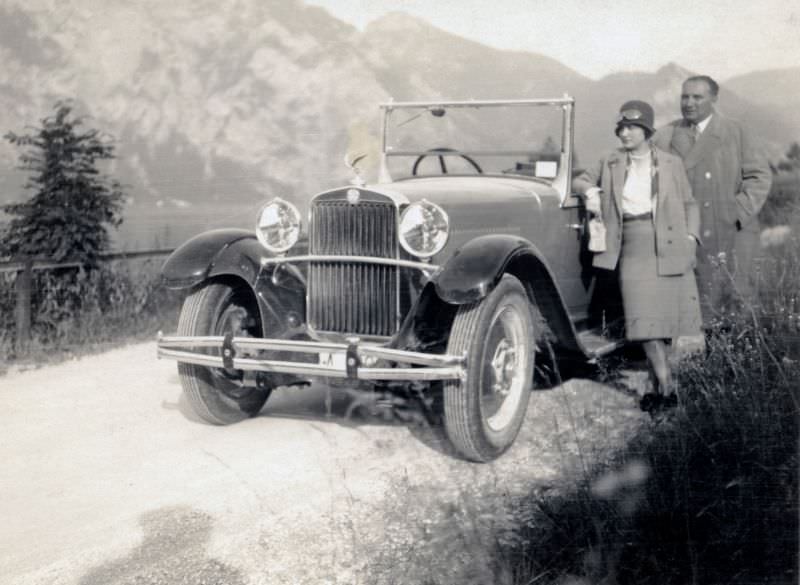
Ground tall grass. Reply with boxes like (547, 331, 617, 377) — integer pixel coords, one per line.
(0, 259, 181, 368)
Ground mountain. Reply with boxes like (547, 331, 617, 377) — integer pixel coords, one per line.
(0, 2, 796, 249)
(725, 67, 800, 107)
(0, 0, 388, 209)
(725, 67, 800, 136)
(358, 12, 591, 100)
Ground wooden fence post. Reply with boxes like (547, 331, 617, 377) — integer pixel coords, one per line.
(15, 257, 33, 354)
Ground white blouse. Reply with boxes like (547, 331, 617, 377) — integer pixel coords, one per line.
(621, 153, 653, 216)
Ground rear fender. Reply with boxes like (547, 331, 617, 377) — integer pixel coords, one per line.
(431, 235, 582, 353)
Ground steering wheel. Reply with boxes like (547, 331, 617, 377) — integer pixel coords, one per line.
(412, 147, 483, 175)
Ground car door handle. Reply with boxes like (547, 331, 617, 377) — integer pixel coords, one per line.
(567, 223, 585, 237)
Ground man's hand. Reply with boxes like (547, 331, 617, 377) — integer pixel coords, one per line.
(687, 235, 698, 269)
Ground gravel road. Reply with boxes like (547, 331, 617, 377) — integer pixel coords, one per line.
(0, 342, 646, 585)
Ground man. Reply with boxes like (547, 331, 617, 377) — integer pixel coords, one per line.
(654, 75, 772, 327)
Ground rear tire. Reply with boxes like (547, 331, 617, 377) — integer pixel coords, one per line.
(443, 275, 535, 462)
(177, 282, 271, 424)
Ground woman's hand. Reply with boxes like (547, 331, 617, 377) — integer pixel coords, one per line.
(584, 188, 602, 216)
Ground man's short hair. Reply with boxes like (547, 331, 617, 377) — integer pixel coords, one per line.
(684, 75, 719, 97)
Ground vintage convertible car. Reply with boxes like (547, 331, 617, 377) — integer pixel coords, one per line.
(157, 97, 622, 462)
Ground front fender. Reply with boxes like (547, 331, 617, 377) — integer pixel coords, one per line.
(432, 234, 583, 352)
(433, 235, 538, 304)
(163, 229, 308, 367)
(161, 229, 263, 289)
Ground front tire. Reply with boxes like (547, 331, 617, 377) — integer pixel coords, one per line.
(443, 275, 535, 462)
(177, 282, 271, 425)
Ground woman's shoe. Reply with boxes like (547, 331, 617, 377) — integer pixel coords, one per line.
(660, 393, 678, 409)
(639, 392, 662, 413)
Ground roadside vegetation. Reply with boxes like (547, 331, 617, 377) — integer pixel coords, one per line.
(0, 261, 180, 369)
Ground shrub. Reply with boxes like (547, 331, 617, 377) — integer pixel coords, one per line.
(759, 171, 800, 228)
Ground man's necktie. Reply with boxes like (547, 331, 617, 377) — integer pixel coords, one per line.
(690, 124, 700, 144)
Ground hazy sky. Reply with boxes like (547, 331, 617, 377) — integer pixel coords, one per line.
(306, 0, 800, 80)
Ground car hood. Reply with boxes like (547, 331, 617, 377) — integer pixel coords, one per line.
(370, 175, 559, 206)
(362, 175, 561, 262)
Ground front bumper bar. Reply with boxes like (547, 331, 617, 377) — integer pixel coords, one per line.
(157, 334, 467, 381)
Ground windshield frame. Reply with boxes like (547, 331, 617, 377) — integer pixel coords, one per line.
(377, 97, 575, 203)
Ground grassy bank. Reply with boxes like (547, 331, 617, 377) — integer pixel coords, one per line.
(501, 331, 798, 584)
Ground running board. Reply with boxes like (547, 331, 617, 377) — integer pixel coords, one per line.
(577, 329, 625, 361)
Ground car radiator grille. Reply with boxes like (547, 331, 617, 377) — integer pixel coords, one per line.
(308, 199, 399, 337)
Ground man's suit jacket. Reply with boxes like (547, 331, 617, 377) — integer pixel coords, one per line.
(573, 147, 700, 276)
(654, 112, 772, 321)
(653, 112, 771, 260)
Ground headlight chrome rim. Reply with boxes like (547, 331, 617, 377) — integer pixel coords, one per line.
(255, 197, 301, 254)
(398, 199, 450, 259)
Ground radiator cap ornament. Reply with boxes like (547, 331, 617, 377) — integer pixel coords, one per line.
(346, 188, 360, 204)
(344, 152, 367, 187)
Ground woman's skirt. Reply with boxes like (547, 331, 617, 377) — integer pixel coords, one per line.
(619, 218, 702, 340)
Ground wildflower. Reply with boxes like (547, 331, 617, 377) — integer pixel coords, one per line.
(591, 460, 650, 500)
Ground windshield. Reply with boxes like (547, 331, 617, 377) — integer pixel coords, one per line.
(381, 99, 572, 181)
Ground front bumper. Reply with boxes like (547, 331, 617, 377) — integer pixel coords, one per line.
(156, 333, 466, 382)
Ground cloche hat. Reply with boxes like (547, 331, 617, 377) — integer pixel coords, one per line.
(615, 100, 655, 137)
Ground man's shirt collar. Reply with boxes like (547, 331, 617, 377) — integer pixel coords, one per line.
(695, 114, 712, 134)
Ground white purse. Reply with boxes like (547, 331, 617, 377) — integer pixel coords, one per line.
(588, 216, 607, 252)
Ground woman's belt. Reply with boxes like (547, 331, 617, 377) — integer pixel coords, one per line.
(622, 212, 653, 222)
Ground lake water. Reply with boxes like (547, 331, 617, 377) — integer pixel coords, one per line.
(113, 202, 261, 251)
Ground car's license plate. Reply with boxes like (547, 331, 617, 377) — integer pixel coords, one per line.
(318, 351, 347, 369)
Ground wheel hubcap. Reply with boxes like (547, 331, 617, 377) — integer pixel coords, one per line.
(482, 303, 528, 432)
(213, 303, 254, 395)
(490, 339, 516, 396)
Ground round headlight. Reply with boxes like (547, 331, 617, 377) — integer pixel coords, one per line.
(399, 200, 449, 258)
(255, 197, 301, 253)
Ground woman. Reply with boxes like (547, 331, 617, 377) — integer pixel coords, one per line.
(573, 100, 702, 412)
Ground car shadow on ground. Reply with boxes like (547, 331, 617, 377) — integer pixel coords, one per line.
(261, 382, 468, 458)
(162, 347, 648, 461)
(77, 506, 246, 585)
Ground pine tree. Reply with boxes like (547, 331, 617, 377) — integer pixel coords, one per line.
(1, 101, 124, 266)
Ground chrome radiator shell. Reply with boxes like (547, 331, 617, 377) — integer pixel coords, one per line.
(307, 193, 400, 337)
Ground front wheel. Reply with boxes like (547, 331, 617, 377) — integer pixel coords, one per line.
(443, 275, 535, 462)
(177, 282, 272, 425)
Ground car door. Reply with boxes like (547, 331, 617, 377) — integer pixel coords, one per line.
(533, 191, 594, 321)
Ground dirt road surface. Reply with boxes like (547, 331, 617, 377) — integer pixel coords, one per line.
(1, 342, 646, 585)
